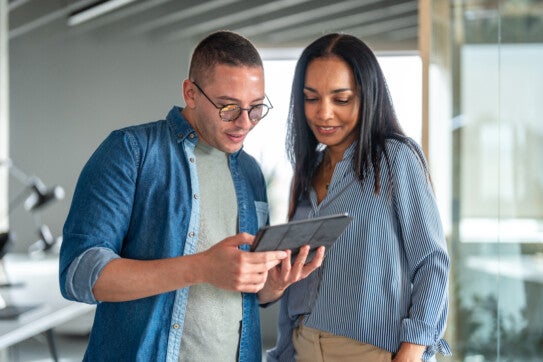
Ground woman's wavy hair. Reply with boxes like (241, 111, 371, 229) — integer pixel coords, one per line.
(287, 33, 406, 219)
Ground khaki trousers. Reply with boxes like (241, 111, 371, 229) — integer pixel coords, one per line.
(292, 322, 392, 362)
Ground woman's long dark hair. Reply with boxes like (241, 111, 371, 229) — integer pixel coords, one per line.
(287, 33, 406, 219)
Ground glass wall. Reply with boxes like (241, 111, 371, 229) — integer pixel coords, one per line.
(432, 1, 543, 360)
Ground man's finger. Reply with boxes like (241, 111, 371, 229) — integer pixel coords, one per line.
(299, 246, 325, 277)
(249, 250, 288, 263)
(292, 245, 311, 268)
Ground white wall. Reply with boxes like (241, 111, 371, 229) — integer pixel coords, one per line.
(1, 0, 9, 233)
(9, 26, 191, 251)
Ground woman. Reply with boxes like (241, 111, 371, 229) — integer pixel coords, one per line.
(267, 34, 451, 361)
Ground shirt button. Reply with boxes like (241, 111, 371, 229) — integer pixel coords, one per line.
(177, 133, 183, 139)
(193, 194, 199, 199)
(173, 323, 180, 330)
(189, 157, 195, 163)
(189, 231, 195, 238)
(189, 133, 195, 139)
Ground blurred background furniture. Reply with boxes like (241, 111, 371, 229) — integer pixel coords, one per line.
(0, 253, 95, 361)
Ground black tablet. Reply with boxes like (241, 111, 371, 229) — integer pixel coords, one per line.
(250, 213, 352, 261)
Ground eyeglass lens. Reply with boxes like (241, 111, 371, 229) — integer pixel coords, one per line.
(220, 104, 268, 122)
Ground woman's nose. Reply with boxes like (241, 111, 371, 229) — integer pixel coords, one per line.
(317, 100, 333, 120)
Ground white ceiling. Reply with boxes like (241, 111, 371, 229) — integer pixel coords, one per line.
(7, 0, 420, 51)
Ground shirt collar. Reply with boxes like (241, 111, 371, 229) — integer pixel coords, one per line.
(166, 106, 242, 158)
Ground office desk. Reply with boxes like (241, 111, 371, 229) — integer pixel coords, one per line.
(0, 253, 95, 353)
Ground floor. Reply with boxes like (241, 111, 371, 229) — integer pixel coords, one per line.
(7, 332, 274, 362)
(4, 307, 278, 361)
(4, 332, 89, 362)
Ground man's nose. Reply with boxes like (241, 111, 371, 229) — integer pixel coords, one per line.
(233, 109, 255, 129)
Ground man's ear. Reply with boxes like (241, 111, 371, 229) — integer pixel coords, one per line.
(182, 79, 197, 109)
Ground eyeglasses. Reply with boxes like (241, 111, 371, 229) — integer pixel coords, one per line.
(192, 81, 273, 123)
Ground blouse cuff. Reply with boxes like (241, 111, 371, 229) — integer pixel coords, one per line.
(423, 338, 452, 359)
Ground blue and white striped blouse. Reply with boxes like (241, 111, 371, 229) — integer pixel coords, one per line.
(267, 138, 451, 362)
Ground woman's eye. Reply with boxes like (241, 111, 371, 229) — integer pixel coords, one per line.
(304, 97, 318, 103)
(335, 98, 350, 104)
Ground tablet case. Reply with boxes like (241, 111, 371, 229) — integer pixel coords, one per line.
(251, 213, 352, 261)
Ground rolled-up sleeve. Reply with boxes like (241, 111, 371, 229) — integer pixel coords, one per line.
(63, 247, 120, 304)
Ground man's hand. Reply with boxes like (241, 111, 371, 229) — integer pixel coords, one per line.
(257, 244, 325, 304)
(92, 234, 317, 302)
(198, 232, 288, 293)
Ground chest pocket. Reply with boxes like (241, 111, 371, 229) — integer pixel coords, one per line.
(254, 201, 269, 229)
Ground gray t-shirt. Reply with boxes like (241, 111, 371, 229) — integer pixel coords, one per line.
(179, 142, 242, 361)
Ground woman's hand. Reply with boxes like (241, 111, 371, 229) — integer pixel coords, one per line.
(392, 342, 426, 362)
(257, 245, 325, 304)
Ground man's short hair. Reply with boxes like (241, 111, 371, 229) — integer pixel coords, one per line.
(189, 30, 263, 85)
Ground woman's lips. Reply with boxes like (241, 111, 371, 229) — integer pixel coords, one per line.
(316, 126, 337, 135)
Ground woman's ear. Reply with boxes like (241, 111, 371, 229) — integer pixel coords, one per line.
(182, 79, 197, 109)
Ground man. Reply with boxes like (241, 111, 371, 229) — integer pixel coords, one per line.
(59, 31, 323, 362)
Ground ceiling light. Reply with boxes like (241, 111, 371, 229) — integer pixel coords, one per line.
(67, 0, 137, 26)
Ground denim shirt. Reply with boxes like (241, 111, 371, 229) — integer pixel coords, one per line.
(59, 106, 269, 362)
